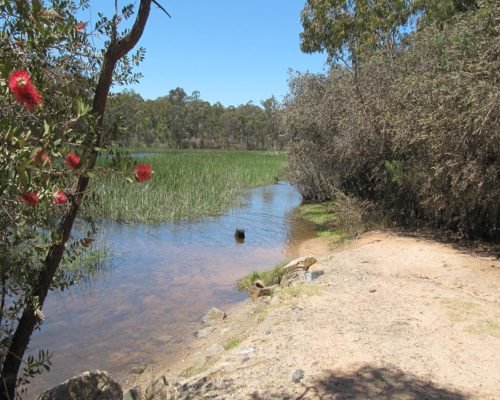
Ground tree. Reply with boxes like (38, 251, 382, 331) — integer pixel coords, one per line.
(0, 1, 162, 398)
(300, 0, 414, 71)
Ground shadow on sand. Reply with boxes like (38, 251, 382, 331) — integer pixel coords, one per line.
(248, 365, 468, 400)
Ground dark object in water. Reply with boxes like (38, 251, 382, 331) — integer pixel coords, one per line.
(234, 228, 245, 243)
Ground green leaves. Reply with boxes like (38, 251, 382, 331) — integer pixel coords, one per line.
(300, 0, 415, 65)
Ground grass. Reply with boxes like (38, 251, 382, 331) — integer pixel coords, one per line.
(224, 338, 240, 351)
(440, 298, 500, 338)
(84, 149, 286, 223)
(236, 260, 288, 292)
(296, 201, 346, 239)
(296, 192, 376, 241)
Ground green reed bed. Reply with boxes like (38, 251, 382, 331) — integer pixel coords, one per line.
(84, 150, 286, 223)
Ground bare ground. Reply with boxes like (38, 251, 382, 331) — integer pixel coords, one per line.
(130, 231, 500, 399)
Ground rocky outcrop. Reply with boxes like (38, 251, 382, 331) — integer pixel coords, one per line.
(36, 370, 121, 400)
(281, 256, 317, 274)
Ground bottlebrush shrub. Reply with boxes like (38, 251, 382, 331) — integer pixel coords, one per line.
(0, 1, 152, 395)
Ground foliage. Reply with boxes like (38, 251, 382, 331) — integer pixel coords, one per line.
(102, 90, 283, 150)
(284, 0, 499, 240)
(301, 0, 414, 67)
(0, 1, 155, 396)
(236, 260, 288, 292)
(83, 150, 287, 223)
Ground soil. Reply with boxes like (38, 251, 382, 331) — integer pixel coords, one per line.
(127, 231, 500, 399)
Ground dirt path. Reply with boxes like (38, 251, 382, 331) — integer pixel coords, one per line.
(131, 232, 500, 399)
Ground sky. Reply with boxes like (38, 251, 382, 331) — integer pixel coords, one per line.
(81, 1, 328, 106)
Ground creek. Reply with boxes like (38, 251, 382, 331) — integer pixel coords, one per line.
(28, 182, 315, 396)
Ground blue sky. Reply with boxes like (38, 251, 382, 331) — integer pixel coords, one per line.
(82, 1, 328, 106)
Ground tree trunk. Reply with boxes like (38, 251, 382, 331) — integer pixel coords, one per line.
(0, 2, 153, 398)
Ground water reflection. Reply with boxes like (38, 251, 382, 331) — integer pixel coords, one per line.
(28, 182, 315, 397)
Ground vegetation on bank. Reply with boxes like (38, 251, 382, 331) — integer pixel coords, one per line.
(83, 150, 287, 223)
(284, 0, 499, 241)
(236, 261, 288, 292)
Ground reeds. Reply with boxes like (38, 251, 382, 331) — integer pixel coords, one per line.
(84, 150, 286, 223)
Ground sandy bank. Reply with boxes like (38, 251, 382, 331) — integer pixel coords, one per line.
(127, 231, 500, 399)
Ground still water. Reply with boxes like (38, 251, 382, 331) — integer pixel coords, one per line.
(28, 182, 315, 396)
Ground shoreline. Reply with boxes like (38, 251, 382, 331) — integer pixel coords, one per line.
(120, 234, 335, 392)
(122, 231, 500, 399)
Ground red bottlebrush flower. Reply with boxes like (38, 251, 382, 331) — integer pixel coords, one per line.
(8, 70, 42, 111)
(65, 151, 81, 169)
(75, 21, 87, 31)
(20, 192, 40, 207)
(33, 148, 51, 166)
(52, 190, 68, 205)
(134, 164, 152, 182)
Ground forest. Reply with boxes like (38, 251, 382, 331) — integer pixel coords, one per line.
(103, 88, 282, 150)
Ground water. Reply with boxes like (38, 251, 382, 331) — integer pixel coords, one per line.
(28, 182, 315, 396)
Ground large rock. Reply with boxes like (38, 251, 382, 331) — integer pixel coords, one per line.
(202, 307, 226, 325)
(36, 370, 121, 400)
(281, 257, 317, 274)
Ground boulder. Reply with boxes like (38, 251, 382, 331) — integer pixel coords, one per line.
(36, 370, 121, 400)
(281, 257, 317, 274)
(202, 307, 226, 325)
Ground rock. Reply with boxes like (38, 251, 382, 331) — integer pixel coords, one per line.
(250, 286, 274, 300)
(123, 387, 141, 400)
(36, 370, 121, 400)
(202, 307, 226, 325)
(253, 279, 265, 289)
(145, 375, 174, 400)
(282, 257, 317, 274)
(194, 326, 215, 338)
(129, 363, 146, 375)
(292, 369, 305, 383)
(304, 270, 324, 281)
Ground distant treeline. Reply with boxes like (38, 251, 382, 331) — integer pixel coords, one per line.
(282, 0, 499, 240)
(103, 88, 282, 150)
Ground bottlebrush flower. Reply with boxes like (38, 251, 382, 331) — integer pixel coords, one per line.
(52, 190, 68, 205)
(65, 151, 81, 169)
(33, 149, 51, 166)
(20, 192, 40, 207)
(8, 70, 42, 111)
(134, 164, 152, 182)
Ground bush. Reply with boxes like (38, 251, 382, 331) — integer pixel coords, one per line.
(282, 1, 499, 240)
